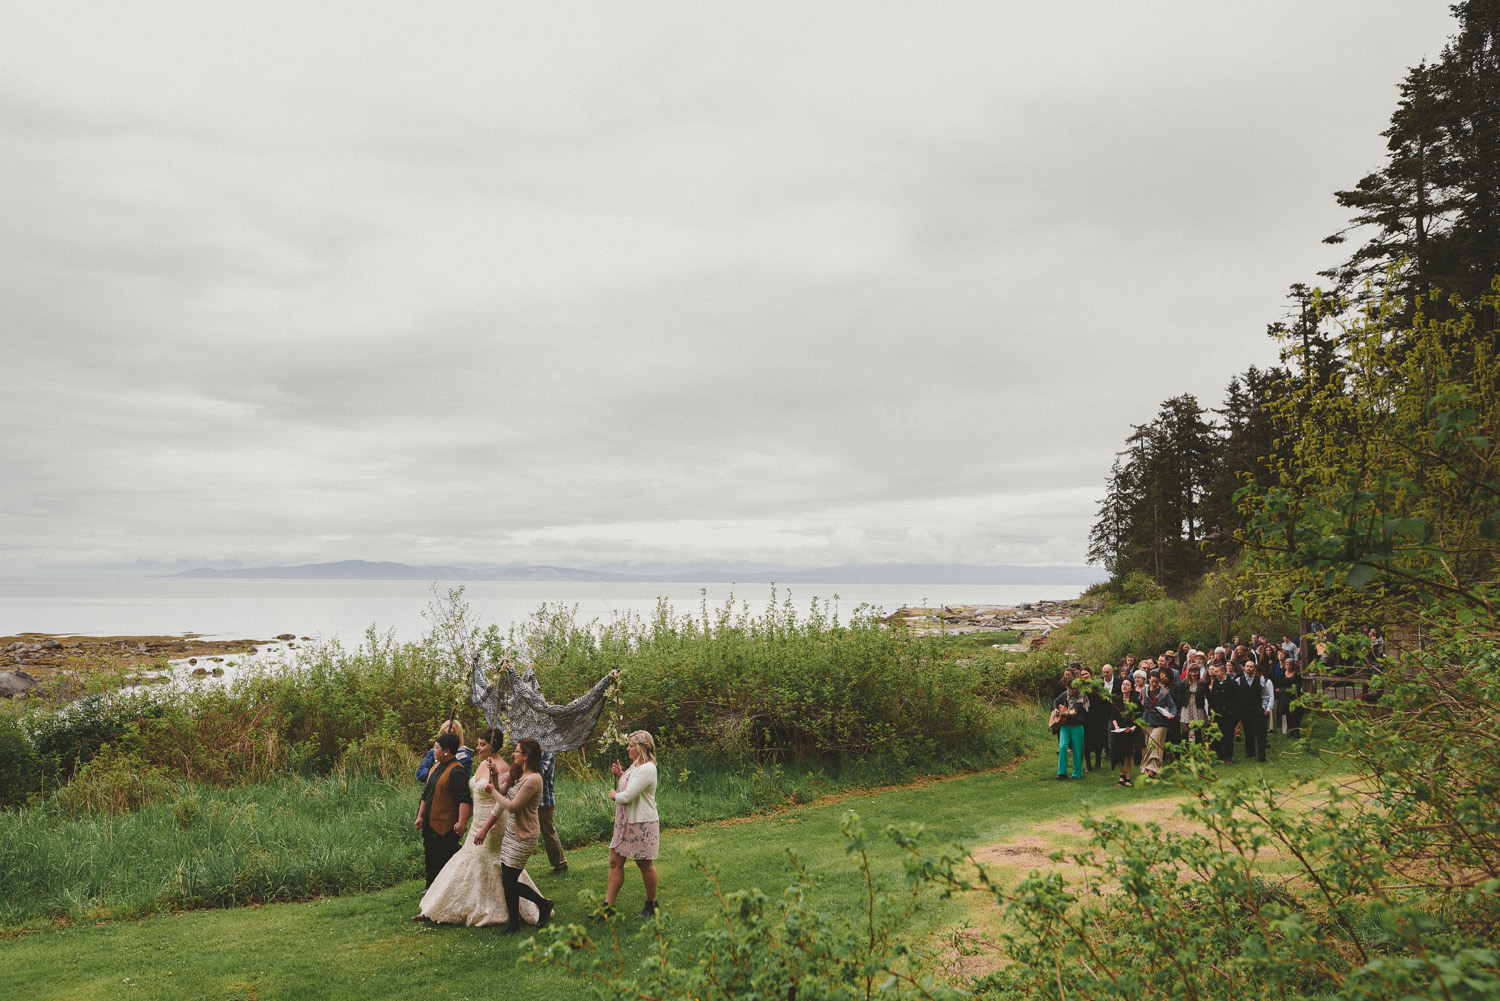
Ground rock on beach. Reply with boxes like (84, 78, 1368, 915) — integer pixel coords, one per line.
(883, 599, 1095, 649)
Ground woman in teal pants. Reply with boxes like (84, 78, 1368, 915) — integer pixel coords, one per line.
(1052, 679, 1089, 780)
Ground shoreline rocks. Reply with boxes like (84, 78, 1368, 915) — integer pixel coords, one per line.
(0, 670, 38, 698)
(883, 599, 1096, 649)
(0, 633, 295, 699)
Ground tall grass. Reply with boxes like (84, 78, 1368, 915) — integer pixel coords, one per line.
(489, 591, 1007, 763)
(0, 772, 417, 926)
(0, 705, 1037, 928)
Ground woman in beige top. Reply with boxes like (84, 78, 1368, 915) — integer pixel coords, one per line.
(474, 736, 553, 932)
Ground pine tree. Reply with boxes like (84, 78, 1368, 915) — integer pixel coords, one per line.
(1323, 1, 1500, 316)
(1088, 395, 1222, 594)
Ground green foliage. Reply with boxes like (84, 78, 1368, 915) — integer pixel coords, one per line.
(48, 745, 174, 819)
(1089, 394, 1220, 592)
(1047, 576, 1290, 666)
(1239, 282, 1500, 636)
(1004, 648, 1068, 701)
(486, 593, 1013, 765)
(525, 812, 966, 1001)
(28, 689, 168, 788)
(241, 626, 474, 773)
(0, 714, 38, 808)
(0, 771, 422, 925)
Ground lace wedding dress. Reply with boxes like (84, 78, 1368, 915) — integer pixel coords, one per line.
(418, 774, 541, 927)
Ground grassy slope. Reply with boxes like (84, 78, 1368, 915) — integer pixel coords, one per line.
(0, 725, 1339, 1001)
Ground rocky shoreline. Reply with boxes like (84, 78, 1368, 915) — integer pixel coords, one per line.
(883, 599, 1095, 650)
(0, 632, 306, 699)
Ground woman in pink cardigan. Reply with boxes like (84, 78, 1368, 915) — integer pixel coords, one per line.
(604, 729, 660, 917)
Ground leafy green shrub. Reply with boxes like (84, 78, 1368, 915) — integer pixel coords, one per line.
(29, 690, 169, 785)
(486, 595, 1008, 765)
(1005, 649, 1068, 701)
(337, 721, 419, 780)
(49, 746, 174, 819)
(237, 628, 476, 773)
(526, 812, 967, 1001)
(0, 714, 39, 807)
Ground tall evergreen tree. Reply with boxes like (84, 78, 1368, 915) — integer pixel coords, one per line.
(1200, 363, 1294, 554)
(1323, 1, 1500, 316)
(1088, 395, 1221, 594)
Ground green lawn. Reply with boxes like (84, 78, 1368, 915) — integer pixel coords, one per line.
(0, 726, 1339, 1001)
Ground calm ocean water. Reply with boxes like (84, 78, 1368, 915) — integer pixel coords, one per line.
(0, 578, 1088, 643)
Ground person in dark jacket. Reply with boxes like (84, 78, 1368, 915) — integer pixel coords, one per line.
(1099, 663, 1122, 701)
(413, 732, 473, 894)
(1242, 660, 1275, 762)
(1077, 668, 1109, 772)
(1205, 662, 1239, 763)
(1279, 660, 1308, 737)
(1108, 679, 1145, 787)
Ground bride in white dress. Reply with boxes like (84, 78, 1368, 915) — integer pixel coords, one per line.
(416, 728, 542, 927)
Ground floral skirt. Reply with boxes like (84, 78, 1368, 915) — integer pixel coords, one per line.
(610, 809, 659, 860)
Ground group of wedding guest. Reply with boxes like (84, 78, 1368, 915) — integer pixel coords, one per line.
(410, 720, 660, 931)
(1051, 634, 1309, 786)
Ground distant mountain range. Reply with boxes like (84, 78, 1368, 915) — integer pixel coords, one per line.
(162, 559, 1103, 585)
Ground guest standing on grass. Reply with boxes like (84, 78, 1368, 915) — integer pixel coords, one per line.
(1242, 661, 1275, 763)
(1280, 659, 1307, 737)
(1140, 671, 1177, 780)
(414, 732, 472, 888)
(473, 737, 555, 933)
(1079, 668, 1109, 773)
(1108, 678, 1145, 787)
(1052, 678, 1089, 781)
(537, 751, 568, 875)
(1206, 663, 1237, 763)
(604, 730, 660, 918)
(1100, 663, 1121, 700)
(1176, 661, 1209, 746)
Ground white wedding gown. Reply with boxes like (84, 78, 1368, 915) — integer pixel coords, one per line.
(419, 774, 541, 927)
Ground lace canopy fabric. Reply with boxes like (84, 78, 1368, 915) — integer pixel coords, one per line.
(468, 657, 615, 754)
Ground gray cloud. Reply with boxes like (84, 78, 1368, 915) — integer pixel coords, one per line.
(0, 1, 1457, 573)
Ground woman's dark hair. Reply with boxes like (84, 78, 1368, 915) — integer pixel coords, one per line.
(435, 732, 460, 753)
(476, 727, 504, 753)
(507, 736, 543, 786)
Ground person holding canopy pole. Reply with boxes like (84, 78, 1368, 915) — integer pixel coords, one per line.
(466, 648, 621, 871)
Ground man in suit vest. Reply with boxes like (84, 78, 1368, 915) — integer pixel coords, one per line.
(413, 731, 473, 894)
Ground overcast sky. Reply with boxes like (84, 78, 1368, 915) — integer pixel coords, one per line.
(0, 1, 1459, 576)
